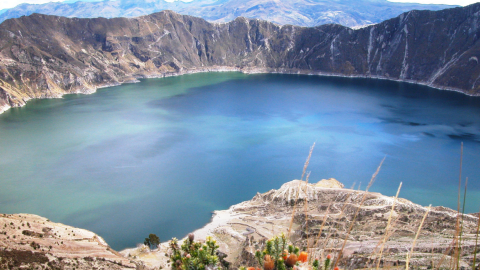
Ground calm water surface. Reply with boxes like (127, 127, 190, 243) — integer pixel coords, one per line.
(1, 73, 479, 250)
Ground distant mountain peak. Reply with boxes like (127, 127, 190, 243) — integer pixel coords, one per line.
(0, 0, 457, 27)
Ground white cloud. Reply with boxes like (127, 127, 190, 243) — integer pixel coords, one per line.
(387, 0, 479, 6)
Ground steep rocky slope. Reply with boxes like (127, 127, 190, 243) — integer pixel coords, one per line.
(1, 4, 480, 113)
(124, 180, 480, 269)
(0, 0, 454, 27)
(0, 213, 139, 269)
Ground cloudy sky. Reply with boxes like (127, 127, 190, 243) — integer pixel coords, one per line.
(1, 0, 479, 11)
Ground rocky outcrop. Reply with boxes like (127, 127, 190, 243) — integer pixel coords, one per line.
(316, 178, 345, 188)
(126, 180, 480, 269)
(1, 4, 480, 113)
(0, 213, 139, 269)
(0, 0, 454, 28)
(2, 181, 479, 269)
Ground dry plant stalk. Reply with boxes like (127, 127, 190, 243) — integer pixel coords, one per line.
(319, 183, 356, 252)
(375, 182, 402, 270)
(405, 204, 431, 270)
(458, 177, 468, 268)
(434, 240, 457, 270)
(333, 157, 386, 268)
(322, 184, 357, 251)
(453, 142, 463, 269)
(362, 217, 400, 270)
(304, 171, 311, 258)
(321, 190, 358, 250)
(288, 143, 315, 239)
(473, 206, 480, 270)
(314, 202, 332, 248)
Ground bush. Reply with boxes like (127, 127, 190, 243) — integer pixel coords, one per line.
(168, 233, 221, 270)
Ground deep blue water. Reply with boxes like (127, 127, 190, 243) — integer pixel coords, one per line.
(0, 72, 479, 250)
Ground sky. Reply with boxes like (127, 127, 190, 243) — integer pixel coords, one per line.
(0, 0, 479, 11)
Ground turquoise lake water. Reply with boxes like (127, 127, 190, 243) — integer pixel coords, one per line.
(0, 72, 479, 250)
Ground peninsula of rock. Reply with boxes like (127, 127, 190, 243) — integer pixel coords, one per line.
(2, 180, 480, 269)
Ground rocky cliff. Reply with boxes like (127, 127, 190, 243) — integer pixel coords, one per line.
(1, 4, 480, 113)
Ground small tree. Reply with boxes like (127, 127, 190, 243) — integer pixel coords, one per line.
(144, 233, 161, 249)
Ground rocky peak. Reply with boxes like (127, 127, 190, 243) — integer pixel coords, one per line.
(316, 178, 345, 189)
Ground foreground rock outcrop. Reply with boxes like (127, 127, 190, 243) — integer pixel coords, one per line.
(2, 4, 480, 113)
(125, 180, 480, 269)
(0, 214, 138, 269)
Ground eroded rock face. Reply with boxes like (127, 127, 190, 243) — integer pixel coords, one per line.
(0, 214, 138, 269)
(127, 180, 479, 269)
(1, 4, 480, 113)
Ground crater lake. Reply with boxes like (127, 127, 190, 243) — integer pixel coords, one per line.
(1, 72, 479, 250)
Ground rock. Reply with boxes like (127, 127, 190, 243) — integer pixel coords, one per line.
(0, 213, 137, 269)
(316, 178, 345, 188)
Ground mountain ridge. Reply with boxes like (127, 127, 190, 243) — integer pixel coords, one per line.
(1, 4, 480, 114)
(0, 0, 456, 27)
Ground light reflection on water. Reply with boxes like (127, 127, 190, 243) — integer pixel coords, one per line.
(0, 72, 479, 250)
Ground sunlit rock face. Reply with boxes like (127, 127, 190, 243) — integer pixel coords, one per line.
(1, 4, 480, 113)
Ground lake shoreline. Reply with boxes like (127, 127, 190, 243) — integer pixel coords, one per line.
(1, 66, 479, 116)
